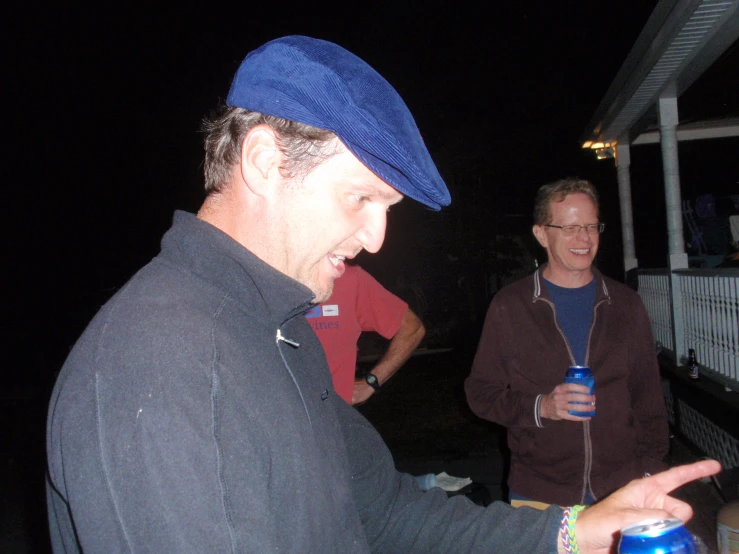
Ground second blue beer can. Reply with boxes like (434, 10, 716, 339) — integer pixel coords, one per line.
(564, 365, 595, 417)
(618, 518, 698, 553)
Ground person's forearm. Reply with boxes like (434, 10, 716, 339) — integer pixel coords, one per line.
(342, 399, 563, 552)
(369, 309, 424, 384)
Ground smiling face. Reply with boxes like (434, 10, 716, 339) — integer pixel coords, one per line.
(533, 192, 600, 288)
(274, 141, 403, 303)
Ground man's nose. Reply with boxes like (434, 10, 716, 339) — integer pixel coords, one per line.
(576, 226, 593, 240)
(355, 208, 387, 254)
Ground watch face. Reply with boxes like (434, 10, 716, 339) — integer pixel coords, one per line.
(366, 373, 379, 390)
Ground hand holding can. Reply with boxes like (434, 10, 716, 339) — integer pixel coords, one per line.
(618, 518, 703, 553)
(564, 366, 595, 417)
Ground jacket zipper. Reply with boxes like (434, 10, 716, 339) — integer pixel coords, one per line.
(275, 326, 312, 425)
(276, 328, 300, 347)
(534, 278, 608, 505)
(582, 298, 608, 502)
(273, 299, 319, 426)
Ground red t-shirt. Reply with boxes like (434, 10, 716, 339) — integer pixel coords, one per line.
(306, 265, 408, 403)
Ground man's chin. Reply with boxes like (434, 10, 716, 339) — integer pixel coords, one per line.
(309, 281, 335, 304)
(311, 292, 331, 304)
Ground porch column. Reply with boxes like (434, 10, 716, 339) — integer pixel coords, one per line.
(658, 95, 687, 268)
(659, 95, 688, 363)
(615, 142, 638, 274)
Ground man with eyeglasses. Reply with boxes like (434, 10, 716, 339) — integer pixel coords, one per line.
(466, 178, 669, 510)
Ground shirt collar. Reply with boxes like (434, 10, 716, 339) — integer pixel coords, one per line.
(160, 211, 316, 326)
(533, 264, 610, 304)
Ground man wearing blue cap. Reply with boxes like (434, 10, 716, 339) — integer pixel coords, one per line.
(46, 36, 720, 553)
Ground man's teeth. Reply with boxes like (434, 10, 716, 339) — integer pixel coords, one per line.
(329, 255, 345, 267)
(570, 249, 589, 254)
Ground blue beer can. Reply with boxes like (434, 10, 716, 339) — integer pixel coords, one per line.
(564, 365, 595, 417)
(618, 518, 698, 553)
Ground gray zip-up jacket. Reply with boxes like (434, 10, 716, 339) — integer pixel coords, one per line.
(465, 267, 669, 506)
(47, 211, 563, 553)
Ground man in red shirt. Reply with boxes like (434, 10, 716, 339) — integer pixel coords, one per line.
(307, 264, 425, 404)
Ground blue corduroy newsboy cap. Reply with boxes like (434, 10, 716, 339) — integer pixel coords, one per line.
(226, 36, 451, 210)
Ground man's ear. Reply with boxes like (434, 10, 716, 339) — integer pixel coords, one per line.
(239, 125, 282, 197)
(532, 225, 548, 249)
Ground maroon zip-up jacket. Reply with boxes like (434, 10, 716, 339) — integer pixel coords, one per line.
(465, 267, 669, 506)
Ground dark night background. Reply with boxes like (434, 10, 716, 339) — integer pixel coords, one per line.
(8, 2, 739, 390)
(4, 2, 737, 551)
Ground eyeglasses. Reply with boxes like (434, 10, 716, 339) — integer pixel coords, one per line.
(544, 223, 605, 236)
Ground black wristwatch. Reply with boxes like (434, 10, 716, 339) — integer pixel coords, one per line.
(365, 372, 381, 392)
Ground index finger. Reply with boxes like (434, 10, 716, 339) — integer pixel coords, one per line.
(561, 383, 591, 394)
(650, 460, 721, 493)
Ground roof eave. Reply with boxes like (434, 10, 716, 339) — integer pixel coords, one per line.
(580, 0, 739, 148)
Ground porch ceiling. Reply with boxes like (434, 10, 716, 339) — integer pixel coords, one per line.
(580, 0, 739, 148)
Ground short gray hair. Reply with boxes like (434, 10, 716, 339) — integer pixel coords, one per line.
(202, 107, 341, 193)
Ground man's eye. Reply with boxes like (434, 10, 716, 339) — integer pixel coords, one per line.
(352, 194, 367, 203)
(563, 225, 579, 232)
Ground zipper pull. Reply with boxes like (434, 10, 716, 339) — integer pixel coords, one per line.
(276, 329, 300, 348)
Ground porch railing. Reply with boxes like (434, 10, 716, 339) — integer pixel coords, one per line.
(637, 268, 739, 391)
(638, 267, 739, 469)
(637, 269, 674, 352)
(677, 269, 739, 387)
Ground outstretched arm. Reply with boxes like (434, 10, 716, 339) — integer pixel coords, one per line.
(561, 459, 722, 554)
(352, 309, 424, 405)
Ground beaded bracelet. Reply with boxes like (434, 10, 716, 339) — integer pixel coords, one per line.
(560, 505, 586, 554)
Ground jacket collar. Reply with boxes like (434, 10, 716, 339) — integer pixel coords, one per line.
(159, 211, 316, 327)
(532, 264, 611, 305)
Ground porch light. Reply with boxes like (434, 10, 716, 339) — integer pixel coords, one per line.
(595, 146, 615, 159)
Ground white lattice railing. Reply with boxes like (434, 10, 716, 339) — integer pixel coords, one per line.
(664, 392, 739, 469)
(637, 270, 674, 352)
(675, 269, 739, 388)
(638, 268, 739, 392)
